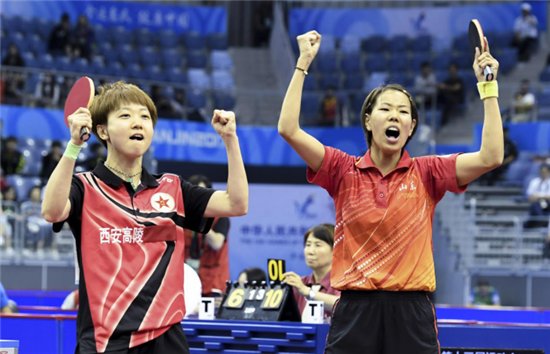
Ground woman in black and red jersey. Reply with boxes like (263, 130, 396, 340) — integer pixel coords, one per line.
(42, 82, 248, 354)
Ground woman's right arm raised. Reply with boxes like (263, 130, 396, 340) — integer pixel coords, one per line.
(42, 107, 92, 223)
(278, 31, 326, 173)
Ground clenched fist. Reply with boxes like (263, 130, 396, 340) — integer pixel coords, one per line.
(297, 31, 322, 70)
(473, 37, 499, 82)
(67, 107, 93, 146)
(211, 109, 237, 140)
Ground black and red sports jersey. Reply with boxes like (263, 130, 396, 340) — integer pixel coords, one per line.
(54, 162, 214, 353)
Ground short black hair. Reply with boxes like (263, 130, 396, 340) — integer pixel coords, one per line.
(420, 61, 431, 69)
(303, 223, 335, 249)
(5, 136, 17, 144)
(188, 174, 212, 188)
(51, 141, 62, 148)
(477, 280, 489, 287)
(240, 267, 267, 284)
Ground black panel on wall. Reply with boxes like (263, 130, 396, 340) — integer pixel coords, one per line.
(157, 160, 309, 185)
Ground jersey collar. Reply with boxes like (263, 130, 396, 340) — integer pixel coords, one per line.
(355, 149, 413, 170)
(93, 161, 159, 188)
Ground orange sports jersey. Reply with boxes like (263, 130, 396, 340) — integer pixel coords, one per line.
(307, 146, 467, 292)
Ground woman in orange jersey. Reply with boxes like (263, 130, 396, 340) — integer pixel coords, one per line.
(278, 31, 502, 353)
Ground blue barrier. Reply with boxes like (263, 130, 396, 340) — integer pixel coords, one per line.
(1, 1, 226, 34)
(2, 314, 550, 354)
(289, 3, 547, 40)
(436, 306, 550, 325)
(0, 105, 429, 166)
(474, 122, 550, 153)
(438, 323, 550, 352)
(6, 290, 70, 307)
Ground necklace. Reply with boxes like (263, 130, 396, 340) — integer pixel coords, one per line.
(104, 163, 141, 190)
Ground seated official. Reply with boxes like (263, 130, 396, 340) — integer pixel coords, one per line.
(283, 224, 340, 322)
(469, 280, 501, 306)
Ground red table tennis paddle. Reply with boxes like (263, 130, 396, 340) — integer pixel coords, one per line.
(64, 77, 94, 142)
(469, 19, 494, 82)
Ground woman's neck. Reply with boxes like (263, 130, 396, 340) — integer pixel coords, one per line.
(104, 153, 143, 188)
(312, 264, 331, 284)
(369, 146, 402, 176)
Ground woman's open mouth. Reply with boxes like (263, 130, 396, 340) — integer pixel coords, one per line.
(385, 126, 400, 143)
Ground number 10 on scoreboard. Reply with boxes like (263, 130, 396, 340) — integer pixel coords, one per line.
(268, 259, 286, 283)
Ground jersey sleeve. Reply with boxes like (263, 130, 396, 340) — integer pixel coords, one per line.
(52, 176, 84, 233)
(415, 154, 468, 203)
(180, 178, 215, 234)
(307, 146, 356, 197)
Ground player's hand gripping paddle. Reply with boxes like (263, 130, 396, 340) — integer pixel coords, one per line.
(469, 19, 494, 81)
(64, 77, 94, 142)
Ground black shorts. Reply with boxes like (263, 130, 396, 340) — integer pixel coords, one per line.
(325, 290, 440, 354)
(75, 323, 189, 354)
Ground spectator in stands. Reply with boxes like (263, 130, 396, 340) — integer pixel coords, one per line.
(0, 137, 25, 175)
(512, 79, 536, 122)
(57, 76, 77, 110)
(319, 86, 341, 127)
(171, 89, 187, 118)
(414, 61, 438, 109)
(2, 44, 25, 67)
(478, 127, 518, 186)
(23, 186, 58, 259)
(81, 142, 106, 171)
(1, 186, 18, 209)
(252, 2, 273, 47)
(1, 186, 19, 255)
(0, 169, 9, 192)
(238, 267, 267, 286)
(48, 13, 72, 57)
(1, 45, 26, 106)
(71, 15, 95, 60)
(513, 3, 538, 63)
(524, 164, 550, 228)
(34, 73, 61, 108)
(185, 174, 231, 297)
(188, 108, 207, 122)
(0, 193, 14, 257)
(40, 141, 63, 180)
(469, 280, 501, 306)
(151, 85, 176, 119)
(283, 224, 340, 323)
(438, 62, 465, 126)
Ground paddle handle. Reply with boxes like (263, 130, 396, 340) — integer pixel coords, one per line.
(484, 66, 494, 82)
(80, 127, 90, 142)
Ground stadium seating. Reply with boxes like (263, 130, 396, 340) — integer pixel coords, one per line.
(213, 91, 236, 110)
(187, 89, 207, 109)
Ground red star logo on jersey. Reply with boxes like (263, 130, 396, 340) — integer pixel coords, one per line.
(155, 196, 169, 209)
(150, 193, 175, 212)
